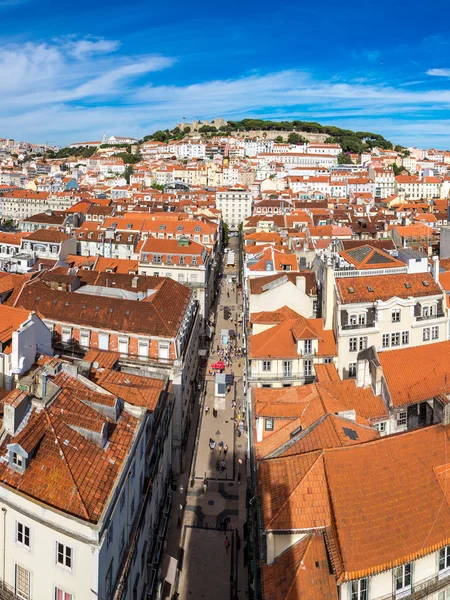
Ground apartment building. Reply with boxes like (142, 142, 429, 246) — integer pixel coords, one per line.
(322, 250, 447, 378)
(138, 236, 214, 326)
(14, 275, 201, 472)
(216, 186, 253, 230)
(248, 309, 337, 387)
(0, 364, 153, 600)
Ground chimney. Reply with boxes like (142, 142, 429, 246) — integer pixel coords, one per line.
(432, 255, 440, 283)
(295, 276, 306, 293)
(131, 276, 139, 289)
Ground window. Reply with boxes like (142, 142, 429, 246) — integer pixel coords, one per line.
(439, 546, 450, 572)
(359, 337, 367, 351)
(61, 327, 72, 343)
(304, 359, 312, 377)
(402, 331, 409, 345)
(158, 342, 170, 360)
(118, 337, 129, 356)
(391, 332, 400, 347)
(432, 326, 439, 340)
(423, 327, 430, 341)
(351, 577, 368, 600)
(350, 314, 357, 326)
(138, 340, 148, 359)
(12, 453, 23, 468)
(79, 330, 90, 348)
(55, 589, 73, 600)
(395, 563, 411, 593)
(349, 338, 357, 352)
(358, 313, 366, 326)
(16, 523, 30, 548)
(392, 309, 401, 323)
(15, 565, 30, 600)
(397, 412, 407, 427)
(348, 363, 357, 377)
(262, 361, 271, 372)
(56, 542, 72, 570)
(283, 360, 292, 378)
(423, 305, 429, 317)
(304, 339, 312, 355)
(382, 334, 389, 348)
(375, 422, 386, 433)
(98, 332, 109, 351)
(265, 418, 274, 431)
(324, 357, 332, 364)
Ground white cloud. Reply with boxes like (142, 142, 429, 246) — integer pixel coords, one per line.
(3, 46, 450, 146)
(427, 68, 450, 78)
(65, 38, 121, 59)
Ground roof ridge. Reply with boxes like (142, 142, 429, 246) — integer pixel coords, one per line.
(266, 451, 324, 529)
(45, 412, 91, 520)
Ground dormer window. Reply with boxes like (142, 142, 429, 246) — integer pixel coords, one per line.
(12, 452, 22, 468)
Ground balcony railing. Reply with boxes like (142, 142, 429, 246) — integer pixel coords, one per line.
(415, 312, 445, 321)
(342, 322, 376, 331)
(249, 372, 315, 383)
(371, 567, 450, 600)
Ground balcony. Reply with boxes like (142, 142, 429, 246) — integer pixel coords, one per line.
(415, 312, 445, 321)
(342, 322, 376, 331)
(372, 567, 450, 600)
(249, 371, 315, 384)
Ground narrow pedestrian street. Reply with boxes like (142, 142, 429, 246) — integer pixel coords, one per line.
(164, 235, 248, 600)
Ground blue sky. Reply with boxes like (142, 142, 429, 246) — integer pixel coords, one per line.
(3, 0, 450, 146)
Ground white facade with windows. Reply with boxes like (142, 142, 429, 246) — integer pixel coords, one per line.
(336, 292, 447, 379)
(216, 187, 253, 230)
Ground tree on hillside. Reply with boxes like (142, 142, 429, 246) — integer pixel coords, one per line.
(337, 152, 354, 165)
(288, 132, 307, 145)
(124, 165, 134, 184)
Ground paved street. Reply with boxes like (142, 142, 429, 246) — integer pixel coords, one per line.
(164, 236, 248, 600)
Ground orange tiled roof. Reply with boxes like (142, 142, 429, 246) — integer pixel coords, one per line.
(336, 272, 441, 303)
(262, 534, 338, 600)
(378, 341, 450, 407)
(0, 373, 139, 522)
(249, 317, 337, 358)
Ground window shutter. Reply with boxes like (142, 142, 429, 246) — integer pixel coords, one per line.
(341, 310, 348, 327)
(414, 302, 421, 317)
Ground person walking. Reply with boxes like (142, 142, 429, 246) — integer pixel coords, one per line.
(203, 479, 208, 494)
(223, 444, 228, 458)
(205, 405, 210, 416)
(209, 438, 216, 451)
(220, 459, 226, 472)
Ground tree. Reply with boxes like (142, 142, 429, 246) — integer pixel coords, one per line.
(222, 222, 229, 246)
(288, 132, 307, 145)
(124, 165, 134, 184)
(151, 182, 164, 191)
(337, 152, 354, 165)
(275, 136, 284, 143)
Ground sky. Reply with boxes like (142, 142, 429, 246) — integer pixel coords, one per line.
(3, 0, 450, 146)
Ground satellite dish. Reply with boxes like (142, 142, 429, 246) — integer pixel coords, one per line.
(93, 361, 99, 369)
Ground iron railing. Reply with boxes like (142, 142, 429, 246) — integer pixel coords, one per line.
(371, 567, 450, 600)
